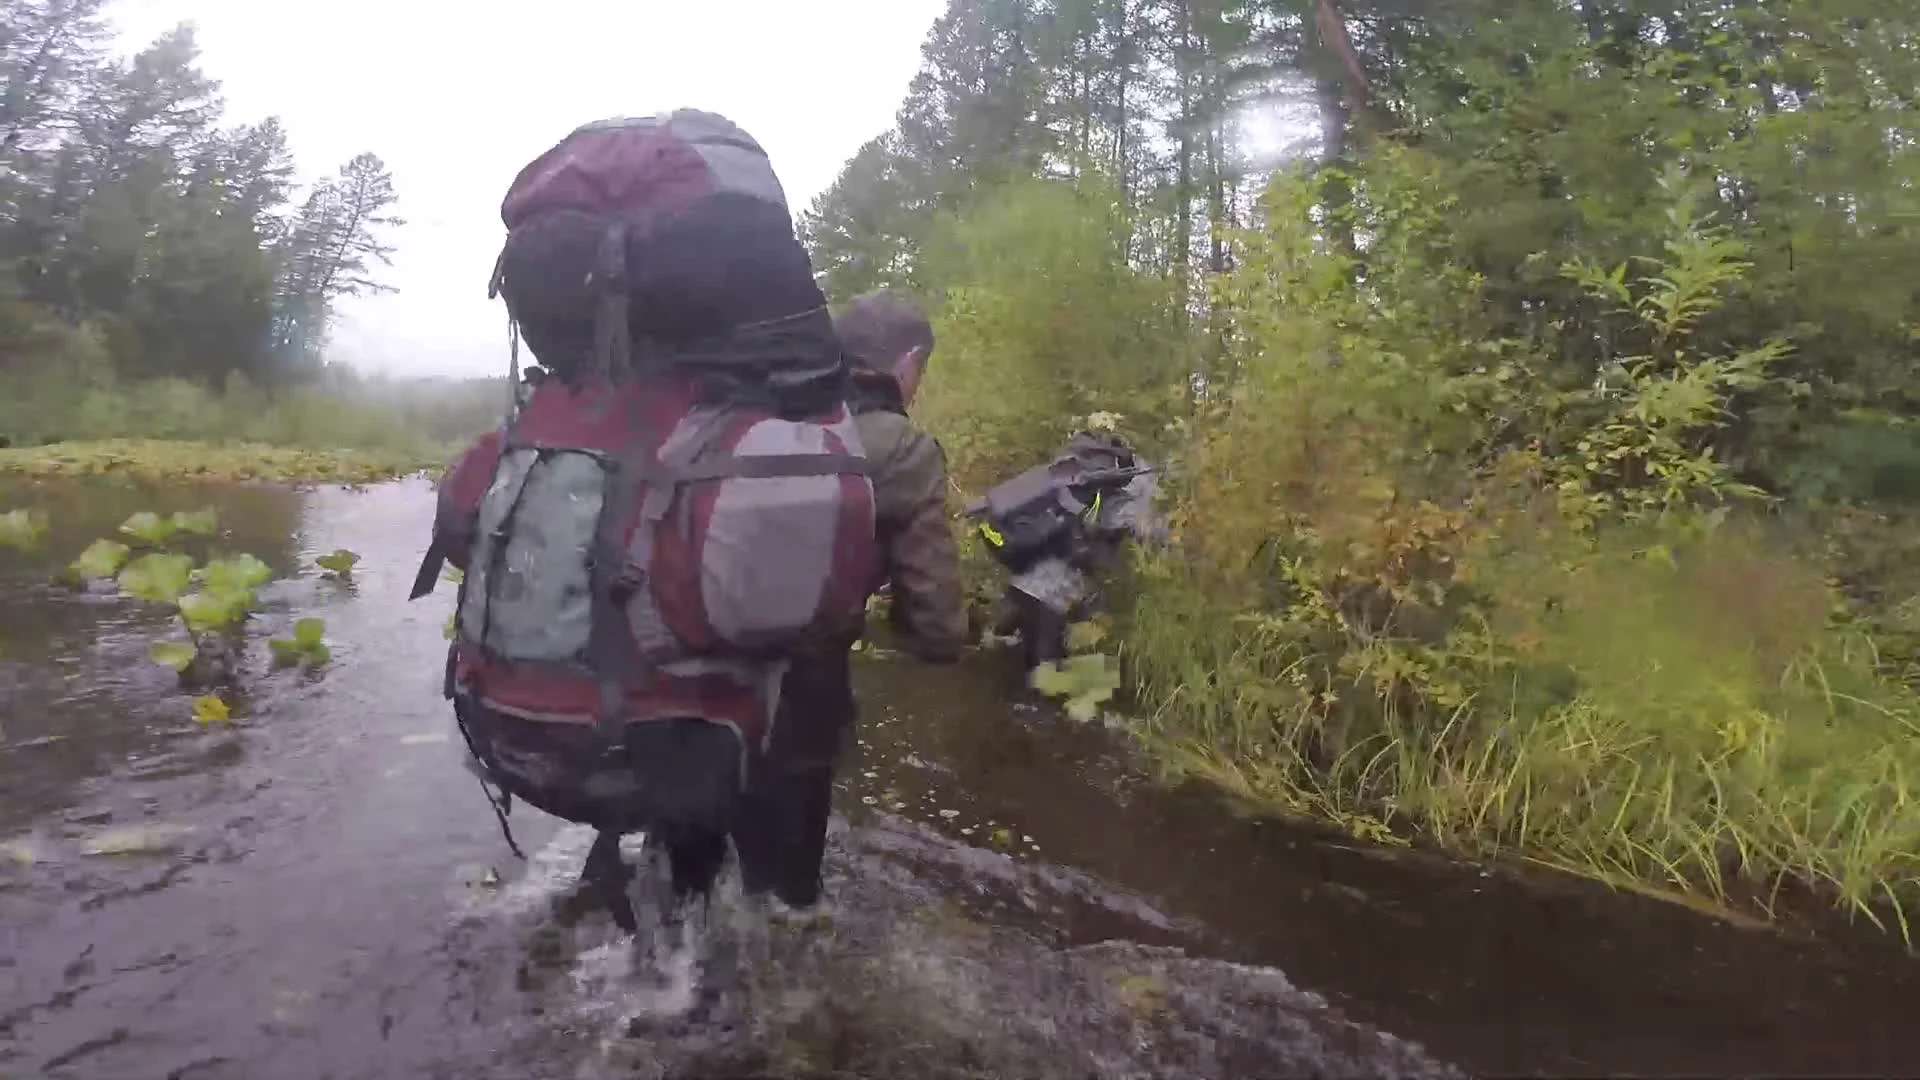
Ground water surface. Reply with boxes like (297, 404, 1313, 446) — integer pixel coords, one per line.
(0, 476, 1913, 1078)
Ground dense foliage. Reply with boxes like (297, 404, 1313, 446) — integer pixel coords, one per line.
(808, 0, 1920, 928)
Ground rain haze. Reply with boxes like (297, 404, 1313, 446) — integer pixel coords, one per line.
(108, 0, 947, 378)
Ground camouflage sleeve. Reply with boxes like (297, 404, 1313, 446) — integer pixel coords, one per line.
(874, 424, 968, 663)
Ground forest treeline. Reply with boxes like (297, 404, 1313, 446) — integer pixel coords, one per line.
(804, 0, 1920, 928)
(0, 0, 499, 455)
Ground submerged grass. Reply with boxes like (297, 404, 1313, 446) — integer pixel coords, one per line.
(0, 439, 440, 486)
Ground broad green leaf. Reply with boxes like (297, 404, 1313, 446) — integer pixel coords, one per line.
(268, 638, 303, 667)
(72, 539, 131, 580)
(203, 553, 272, 593)
(1028, 653, 1120, 722)
(293, 617, 325, 648)
(118, 511, 178, 546)
(1029, 660, 1078, 697)
(0, 509, 48, 551)
(443, 612, 458, 641)
(315, 549, 360, 577)
(192, 694, 231, 725)
(303, 642, 331, 667)
(178, 590, 247, 633)
(170, 508, 219, 536)
(148, 640, 197, 673)
(118, 553, 194, 604)
(442, 566, 464, 584)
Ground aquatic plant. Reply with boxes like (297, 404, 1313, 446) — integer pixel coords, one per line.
(315, 548, 360, 579)
(118, 552, 193, 604)
(66, 538, 130, 581)
(23, 505, 339, 694)
(269, 617, 331, 669)
(149, 640, 197, 674)
(1030, 654, 1122, 722)
(191, 694, 232, 725)
(0, 509, 49, 550)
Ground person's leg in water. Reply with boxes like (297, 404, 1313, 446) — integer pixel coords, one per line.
(733, 651, 854, 918)
(579, 718, 745, 932)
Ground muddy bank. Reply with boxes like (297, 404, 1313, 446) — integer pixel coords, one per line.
(0, 476, 1917, 1079)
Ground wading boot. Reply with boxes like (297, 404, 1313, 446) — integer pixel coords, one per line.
(582, 828, 640, 933)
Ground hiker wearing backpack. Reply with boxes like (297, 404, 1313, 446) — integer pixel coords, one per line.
(409, 110, 879, 933)
(725, 288, 969, 918)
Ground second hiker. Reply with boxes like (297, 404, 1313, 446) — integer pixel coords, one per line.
(728, 288, 969, 919)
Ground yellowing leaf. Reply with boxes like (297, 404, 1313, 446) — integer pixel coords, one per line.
(192, 694, 231, 725)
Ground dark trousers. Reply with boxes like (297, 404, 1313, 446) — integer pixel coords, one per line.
(731, 649, 855, 906)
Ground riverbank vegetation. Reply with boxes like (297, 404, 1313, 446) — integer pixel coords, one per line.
(0, 1, 501, 475)
(807, 0, 1920, 931)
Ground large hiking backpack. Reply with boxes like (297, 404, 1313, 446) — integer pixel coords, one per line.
(410, 110, 878, 786)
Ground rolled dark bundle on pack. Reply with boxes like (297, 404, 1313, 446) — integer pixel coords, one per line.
(492, 109, 844, 410)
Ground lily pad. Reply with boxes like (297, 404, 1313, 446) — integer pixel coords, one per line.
(270, 617, 330, 669)
(170, 508, 219, 536)
(149, 640, 197, 673)
(118, 552, 195, 604)
(202, 553, 272, 594)
(0, 508, 49, 550)
(177, 589, 249, 633)
(118, 510, 178, 546)
(315, 548, 360, 578)
(70, 538, 131, 580)
(1029, 653, 1122, 722)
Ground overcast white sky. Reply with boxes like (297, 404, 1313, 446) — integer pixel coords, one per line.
(109, 0, 946, 379)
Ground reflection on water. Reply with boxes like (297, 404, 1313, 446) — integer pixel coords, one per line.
(0, 477, 1914, 1079)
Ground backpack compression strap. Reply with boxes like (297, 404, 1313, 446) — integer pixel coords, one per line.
(590, 222, 633, 380)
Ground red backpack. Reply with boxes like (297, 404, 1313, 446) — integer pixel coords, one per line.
(410, 111, 877, 761)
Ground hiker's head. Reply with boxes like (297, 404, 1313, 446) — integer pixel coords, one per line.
(834, 289, 934, 407)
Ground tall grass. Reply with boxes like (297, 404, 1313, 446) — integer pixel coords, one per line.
(1123, 527, 1920, 935)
